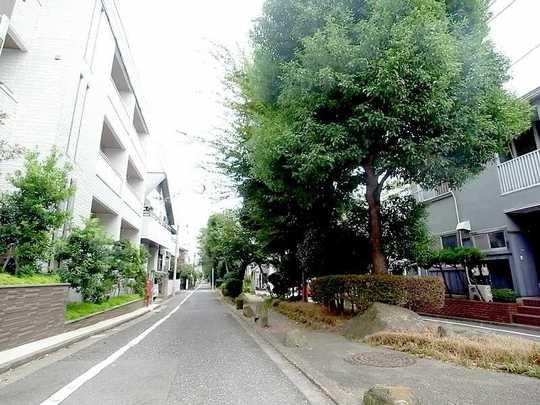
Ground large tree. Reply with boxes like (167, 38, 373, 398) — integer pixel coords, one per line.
(228, 0, 529, 274)
(198, 210, 262, 281)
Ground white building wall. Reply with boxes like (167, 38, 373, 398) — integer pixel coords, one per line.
(0, 0, 151, 243)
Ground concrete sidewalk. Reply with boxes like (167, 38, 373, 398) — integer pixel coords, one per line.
(226, 300, 540, 405)
(0, 303, 159, 374)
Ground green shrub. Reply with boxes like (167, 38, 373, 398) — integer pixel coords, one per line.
(311, 274, 444, 314)
(492, 288, 518, 303)
(0, 150, 74, 275)
(222, 278, 243, 298)
(56, 219, 115, 303)
(110, 240, 148, 296)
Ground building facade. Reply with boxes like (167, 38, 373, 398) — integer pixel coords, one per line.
(0, 0, 181, 295)
(417, 1, 540, 298)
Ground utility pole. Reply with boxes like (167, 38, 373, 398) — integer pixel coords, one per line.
(172, 225, 180, 295)
(211, 266, 215, 290)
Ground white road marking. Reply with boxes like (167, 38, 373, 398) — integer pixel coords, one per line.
(40, 287, 200, 405)
(423, 318, 540, 339)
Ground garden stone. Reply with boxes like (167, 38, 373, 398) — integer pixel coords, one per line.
(236, 295, 244, 310)
(436, 325, 451, 338)
(363, 385, 421, 405)
(345, 302, 426, 340)
(243, 304, 255, 318)
(284, 329, 307, 348)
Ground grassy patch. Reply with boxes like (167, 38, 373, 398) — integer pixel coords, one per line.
(276, 301, 351, 329)
(0, 272, 61, 286)
(366, 329, 540, 379)
(66, 294, 142, 321)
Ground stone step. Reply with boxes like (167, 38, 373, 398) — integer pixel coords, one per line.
(521, 298, 540, 308)
(516, 306, 540, 316)
(513, 313, 540, 327)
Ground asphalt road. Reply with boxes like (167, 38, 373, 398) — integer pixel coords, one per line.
(0, 286, 313, 405)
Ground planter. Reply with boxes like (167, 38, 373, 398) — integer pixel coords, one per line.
(0, 284, 69, 351)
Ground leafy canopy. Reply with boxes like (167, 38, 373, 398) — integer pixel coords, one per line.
(219, 0, 530, 276)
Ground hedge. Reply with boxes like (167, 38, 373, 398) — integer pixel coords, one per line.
(222, 279, 243, 298)
(311, 274, 444, 314)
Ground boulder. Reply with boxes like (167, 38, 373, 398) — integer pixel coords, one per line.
(243, 304, 255, 318)
(436, 325, 451, 338)
(235, 295, 245, 310)
(363, 385, 421, 405)
(256, 303, 269, 327)
(241, 293, 264, 319)
(284, 329, 307, 348)
(345, 302, 425, 340)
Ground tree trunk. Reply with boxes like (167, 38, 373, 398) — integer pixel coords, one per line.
(365, 163, 387, 275)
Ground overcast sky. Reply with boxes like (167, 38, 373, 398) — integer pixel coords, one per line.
(117, 1, 264, 257)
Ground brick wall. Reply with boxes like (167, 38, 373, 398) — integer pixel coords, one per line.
(64, 299, 144, 332)
(422, 298, 518, 323)
(0, 284, 69, 351)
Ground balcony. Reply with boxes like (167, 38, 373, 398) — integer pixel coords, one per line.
(123, 184, 143, 216)
(497, 149, 540, 195)
(96, 153, 123, 192)
(141, 211, 176, 251)
(0, 0, 41, 52)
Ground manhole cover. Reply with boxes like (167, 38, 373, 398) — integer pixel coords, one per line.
(349, 351, 416, 368)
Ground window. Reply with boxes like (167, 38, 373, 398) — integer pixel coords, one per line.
(461, 230, 474, 247)
(513, 127, 537, 157)
(441, 233, 458, 249)
(489, 231, 506, 249)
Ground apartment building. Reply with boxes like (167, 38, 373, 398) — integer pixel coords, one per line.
(417, 1, 540, 298)
(0, 0, 180, 292)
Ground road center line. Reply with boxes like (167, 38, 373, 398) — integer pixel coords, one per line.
(423, 318, 540, 339)
(40, 287, 200, 405)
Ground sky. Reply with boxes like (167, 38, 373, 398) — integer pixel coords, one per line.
(117, 1, 264, 257)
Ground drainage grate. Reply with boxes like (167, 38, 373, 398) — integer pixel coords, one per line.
(349, 351, 416, 368)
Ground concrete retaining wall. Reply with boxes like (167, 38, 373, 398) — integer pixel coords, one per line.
(423, 298, 518, 323)
(0, 284, 69, 351)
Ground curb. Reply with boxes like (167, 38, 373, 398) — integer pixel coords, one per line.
(220, 295, 351, 405)
(0, 303, 160, 375)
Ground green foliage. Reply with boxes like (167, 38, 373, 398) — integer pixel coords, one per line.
(0, 272, 60, 286)
(111, 240, 148, 296)
(311, 274, 445, 314)
(243, 278, 252, 293)
(268, 271, 295, 297)
(66, 294, 142, 321)
(56, 219, 115, 303)
(199, 211, 262, 281)
(425, 246, 485, 268)
(56, 219, 148, 303)
(222, 278, 243, 298)
(492, 288, 518, 303)
(221, 0, 530, 276)
(180, 263, 200, 286)
(0, 150, 73, 275)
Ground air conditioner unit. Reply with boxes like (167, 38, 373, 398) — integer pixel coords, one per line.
(0, 15, 9, 57)
(469, 285, 493, 302)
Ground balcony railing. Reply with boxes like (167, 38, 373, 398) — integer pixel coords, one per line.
(497, 149, 540, 195)
(411, 183, 451, 202)
(96, 153, 123, 192)
(143, 208, 175, 234)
